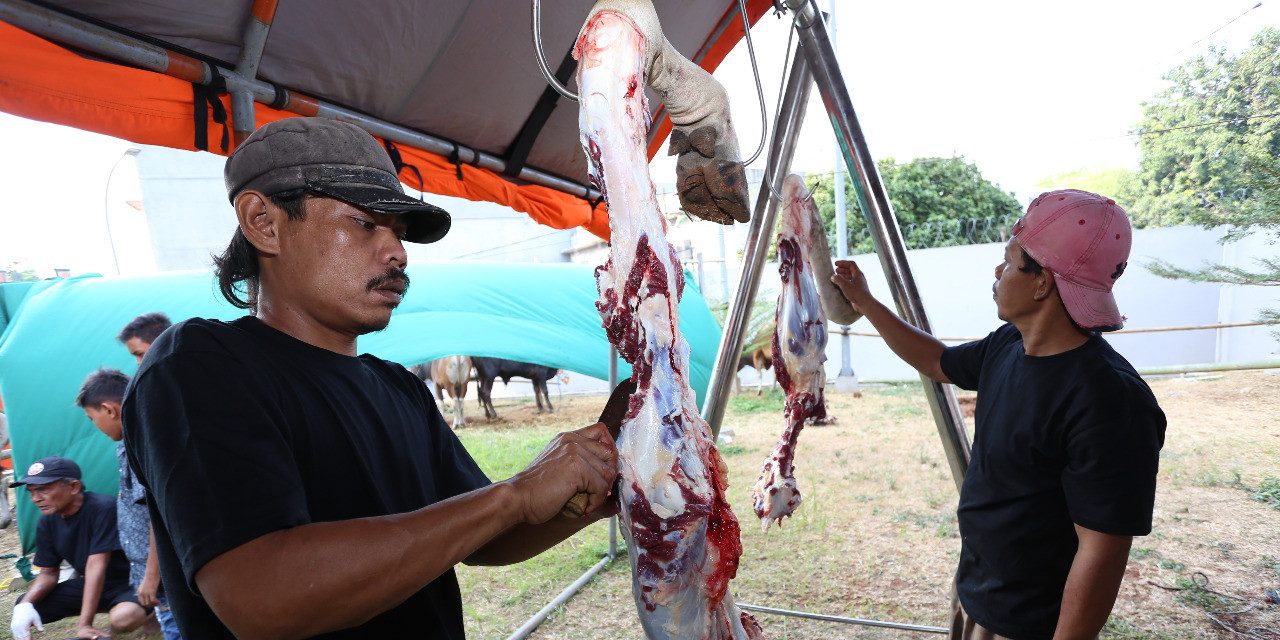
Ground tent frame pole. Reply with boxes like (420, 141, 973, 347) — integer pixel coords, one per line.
(701, 39, 813, 437)
(230, 0, 279, 146)
(783, 0, 970, 487)
(0, 0, 602, 202)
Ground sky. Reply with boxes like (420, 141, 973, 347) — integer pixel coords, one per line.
(0, 0, 1274, 278)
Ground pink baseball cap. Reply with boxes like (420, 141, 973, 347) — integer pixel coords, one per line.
(1012, 189, 1132, 331)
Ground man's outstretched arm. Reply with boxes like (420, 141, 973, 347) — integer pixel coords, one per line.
(195, 423, 617, 640)
(1053, 524, 1132, 640)
(830, 260, 949, 382)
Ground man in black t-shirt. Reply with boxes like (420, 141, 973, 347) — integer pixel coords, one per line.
(831, 190, 1165, 640)
(9, 457, 149, 640)
(121, 118, 619, 640)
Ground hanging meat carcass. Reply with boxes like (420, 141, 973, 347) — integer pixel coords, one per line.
(575, 1, 761, 638)
(750, 175, 830, 531)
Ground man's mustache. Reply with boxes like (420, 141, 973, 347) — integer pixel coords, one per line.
(367, 268, 410, 296)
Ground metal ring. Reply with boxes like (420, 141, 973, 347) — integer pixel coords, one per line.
(531, 0, 579, 102)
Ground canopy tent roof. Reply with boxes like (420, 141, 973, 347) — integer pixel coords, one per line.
(0, 263, 723, 550)
(0, 0, 773, 239)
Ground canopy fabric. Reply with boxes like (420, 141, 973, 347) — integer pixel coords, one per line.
(0, 0, 773, 239)
(0, 264, 723, 552)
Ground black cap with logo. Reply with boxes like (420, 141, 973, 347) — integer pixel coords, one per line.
(10, 456, 82, 488)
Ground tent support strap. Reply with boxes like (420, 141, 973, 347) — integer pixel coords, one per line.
(784, 0, 971, 488)
(230, 0, 279, 146)
(0, 0, 602, 202)
(701, 44, 813, 437)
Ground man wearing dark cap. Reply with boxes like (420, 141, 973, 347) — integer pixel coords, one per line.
(831, 190, 1166, 640)
(9, 457, 150, 640)
(122, 117, 618, 640)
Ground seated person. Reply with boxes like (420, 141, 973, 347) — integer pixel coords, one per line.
(9, 457, 149, 640)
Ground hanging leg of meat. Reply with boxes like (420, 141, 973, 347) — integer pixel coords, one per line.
(750, 175, 829, 531)
(576, 10, 762, 640)
(579, 0, 750, 225)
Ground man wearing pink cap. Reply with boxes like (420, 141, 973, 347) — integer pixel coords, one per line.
(832, 189, 1166, 640)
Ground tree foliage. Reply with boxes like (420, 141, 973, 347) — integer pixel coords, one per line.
(708, 297, 776, 358)
(806, 156, 1023, 255)
(1135, 30, 1280, 339)
(2, 262, 40, 282)
(1125, 28, 1280, 228)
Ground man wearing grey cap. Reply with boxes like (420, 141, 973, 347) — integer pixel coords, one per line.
(122, 117, 618, 640)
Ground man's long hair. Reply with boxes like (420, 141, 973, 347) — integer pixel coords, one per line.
(213, 189, 310, 310)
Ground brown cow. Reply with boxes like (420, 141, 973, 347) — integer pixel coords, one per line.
(430, 356, 472, 429)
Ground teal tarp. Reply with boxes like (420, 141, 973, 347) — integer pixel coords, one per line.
(0, 263, 722, 553)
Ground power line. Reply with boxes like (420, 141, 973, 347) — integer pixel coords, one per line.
(1125, 111, 1280, 138)
(1162, 2, 1263, 64)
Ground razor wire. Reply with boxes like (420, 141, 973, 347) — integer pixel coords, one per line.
(844, 213, 1021, 252)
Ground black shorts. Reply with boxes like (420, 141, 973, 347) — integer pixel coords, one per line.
(19, 578, 149, 623)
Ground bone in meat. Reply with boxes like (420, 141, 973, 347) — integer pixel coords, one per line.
(750, 174, 829, 531)
(576, 12, 762, 640)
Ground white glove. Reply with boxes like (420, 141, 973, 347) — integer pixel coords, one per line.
(11, 601, 43, 640)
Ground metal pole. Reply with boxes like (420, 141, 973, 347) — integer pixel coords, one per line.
(737, 603, 947, 634)
(231, 0, 279, 146)
(0, 0, 603, 203)
(828, 0, 856, 383)
(607, 344, 618, 559)
(103, 147, 140, 276)
(702, 47, 814, 437)
(784, 0, 970, 487)
(717, 224, 730, 301)
(504, 555, 613, 640)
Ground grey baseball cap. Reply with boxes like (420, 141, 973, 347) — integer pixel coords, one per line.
(224, 117, 451, 244)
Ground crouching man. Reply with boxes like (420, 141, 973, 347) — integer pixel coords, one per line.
(9, 457, 149, 640)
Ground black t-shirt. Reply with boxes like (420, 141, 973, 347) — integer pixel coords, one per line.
(121, 317, 491, 640)
(33, 491, 132, 586)
(941, 323, 1165, 640)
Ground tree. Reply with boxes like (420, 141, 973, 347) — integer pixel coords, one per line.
(807, 156, 1023, 254)
(1124, 28, 1280, 228)
(1034, 166, 1133, 200)
(2, 261, 40, 283)
(1147, 147, 1280, 339)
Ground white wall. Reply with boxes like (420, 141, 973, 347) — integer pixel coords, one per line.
(738, 225, 1278, 385)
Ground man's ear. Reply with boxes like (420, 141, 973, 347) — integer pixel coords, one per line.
(101, 402, 121, 421)
(1033, 270, 1057, 302)
(234, 190, 281, 257)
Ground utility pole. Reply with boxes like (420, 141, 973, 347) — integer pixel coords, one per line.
(829, 0, 860, 396)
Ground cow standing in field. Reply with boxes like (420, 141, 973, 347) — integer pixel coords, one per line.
(472, 358, 559, 420)
(430, 356, 472, 429)
(736, 343, 774, 396)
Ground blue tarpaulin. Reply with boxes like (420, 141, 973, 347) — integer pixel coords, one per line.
(0, 263, 722, 552)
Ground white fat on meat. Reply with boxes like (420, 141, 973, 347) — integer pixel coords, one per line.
(576, 11, 762, 640)
(750, 174, 829, 531)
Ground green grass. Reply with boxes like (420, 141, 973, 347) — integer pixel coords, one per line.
(1102, 617, 1182, 640)
(456, 426, 559, 479)
(1250, 476, 1280, 509)
(727, 388, 786, 413)
(1172, 575, 1244, 611)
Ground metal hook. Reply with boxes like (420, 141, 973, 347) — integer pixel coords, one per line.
(531, 0, 579, 102)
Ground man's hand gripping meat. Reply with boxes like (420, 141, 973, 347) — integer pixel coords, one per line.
(580, 0, 750, 225)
